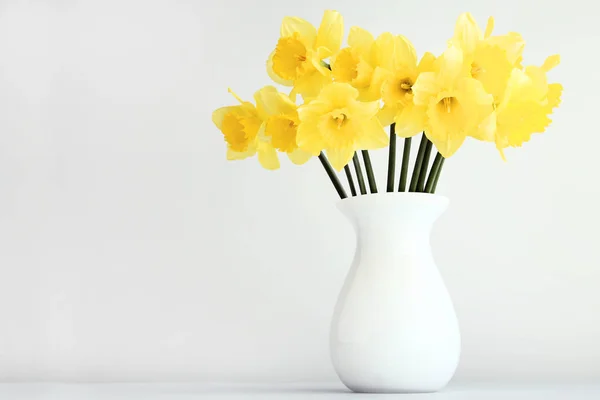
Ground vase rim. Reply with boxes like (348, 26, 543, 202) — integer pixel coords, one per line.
(337, 191, 449, 205)
(336, 192, 449, 215)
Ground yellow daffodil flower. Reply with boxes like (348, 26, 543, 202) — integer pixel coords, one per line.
(213, 10, 563, 179)
(489, 55, 562, 159)
(331, 27, 389, 101)
(412, 46, 494, 158)
(391, 52, 437, 138)
(485, 32, 525, 69)
(376, 34, 417, 123)
(296, 83, 388, 170)
(213, 87, 311, 170)
(212, 89, 262, 163)
(375, 32, 438, 138)
(256, 86, 313, 166)
(450, 12, 525, 101)
(267, 10, 343, 100)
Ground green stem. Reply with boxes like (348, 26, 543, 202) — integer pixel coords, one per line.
(431, 157, 445, 194)
(408, 134, 428, 192)
(318, 152, 347, 199)
(424, 152, 444, 194)
(344, 165, 357, 196)
(416, 140, 433, 192)
(398, 137, 412, 192)
(361, 150, 377, 194)
(352, 153, 367, 195)
(386, 124, 396, 192)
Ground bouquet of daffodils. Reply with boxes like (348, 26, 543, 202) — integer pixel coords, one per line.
(212, 11, 562, 199)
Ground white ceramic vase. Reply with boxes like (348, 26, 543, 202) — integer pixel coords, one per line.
(330, 192, 460, 393)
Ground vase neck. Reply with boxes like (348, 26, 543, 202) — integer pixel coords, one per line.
(337, 193, 449, 239)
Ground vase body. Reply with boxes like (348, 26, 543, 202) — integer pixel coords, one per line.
(330, 193, 460, 393)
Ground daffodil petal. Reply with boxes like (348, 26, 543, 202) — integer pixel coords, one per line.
(499, 68, 529, 108)
(373, 32, 396, 71)
(394, 35, 418, 71)
(484, 16, 494, 38)
(294, 70, 332, 99)
(253, 86, 277, 120)
(471, 109, 496, 142)
(227, 148, 256, 160)
(348, 26, 374, 57)
(288, 87, 299, 103)
(348, 99, 380, 120)
(394, 103, 427, 138)
(458, 77, 494, 106)
(254, 86, 296, 117)
(425, 95, 468, 159)
(412, 72, 439, 106)
(542, 54, 560, 72)
(287, 148, 312, 165)
(497, 146, 507, 162)
(485, 32, 525, 67)
(280, 16, 317, 43)
(355, 66, 388, 102)
(257, 143, 280, 170)
(428, 132, 465, 159)
(471, 44, 513, 99)
(444, 135, 466, 158)
(326, 146, 355, 171)
(377, 104, 398, 127)
(455, 78, 494, 137)
(438, 46, 464, 89)
(370, 66, 390, 92)
(417, 52, 437, 73)
(297, 99, 330, 119)
(315, 10, 343, 52)
(296, 119, 325, 155)
(357, 118, 389, 149)
(452, 12, 482, 56)
(318, 82, 359, 103)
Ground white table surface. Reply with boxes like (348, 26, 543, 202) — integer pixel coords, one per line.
(1, 383, 600, 399)
(0, 383, 600, 400)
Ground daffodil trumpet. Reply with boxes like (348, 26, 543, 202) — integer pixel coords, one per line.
(212, 11, 561, 199)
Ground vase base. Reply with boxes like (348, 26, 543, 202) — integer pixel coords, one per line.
(342, 380, 449, 394)
(346, 386, 443, 394)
